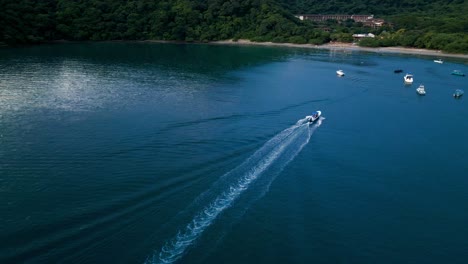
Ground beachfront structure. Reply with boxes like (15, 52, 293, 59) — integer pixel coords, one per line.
(295, 14, 385, 28)
(352, 33, 375, 39)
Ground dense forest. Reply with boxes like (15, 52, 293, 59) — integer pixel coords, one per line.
(278, 0, 466, 16)
(0, 0, 467, 53)
(0, 0, 325, 45)
(279, 0, 468, 53)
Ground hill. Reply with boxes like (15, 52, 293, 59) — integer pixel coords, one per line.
(0, 0, 467, 53)
(0, 0, 324, 45)
(278, 0, 468, 53)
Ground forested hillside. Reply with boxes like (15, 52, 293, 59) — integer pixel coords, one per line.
(0, 0, 467, 53)
(0, 0, 325, 45)
(278, 0, 467, 33)
(278, 0, 466, 16)
(279, 0, 468, 53)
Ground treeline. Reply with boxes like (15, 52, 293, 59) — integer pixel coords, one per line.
(0, 0, 467, 53)
(277, 0, 467, 17)
(0, 0, 328, 45)
(358, 31, 468, 54)
(310, 18, 468, 53)
(279, 0, 468, 53)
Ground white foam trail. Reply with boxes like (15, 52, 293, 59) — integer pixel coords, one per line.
(145, 117, 323, 264)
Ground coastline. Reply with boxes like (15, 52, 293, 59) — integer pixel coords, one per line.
(9, 39, 468, 60)
(210, 39, 468, 60)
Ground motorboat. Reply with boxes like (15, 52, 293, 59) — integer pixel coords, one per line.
(336, 70, 345, 76)
(434, 59, 443, 64)
(404, 74, 414, 84)
(453, 89, 464, 98)
(416, 84, 426, 95)
(306, 111, 321, 123)
(451, 70, 465, 76)
(394, 69, 403, 73)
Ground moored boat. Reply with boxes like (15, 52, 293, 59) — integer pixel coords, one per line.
(306, 111, 322, 123)
(453, 89, 464, 98)
(404, 74, 414, 84)
(434, 59, 443, 64)
(336, 70, 345, 76)
(416, 84, 426, 95)
(451, 70, 465, 76)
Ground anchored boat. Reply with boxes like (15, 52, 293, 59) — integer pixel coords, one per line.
(453, 89, 464, 98)
(451, 70, 465, 76)
(336, 70, 345, 76)
(416, 84, 426, 95)
(404, 74, 414, 84)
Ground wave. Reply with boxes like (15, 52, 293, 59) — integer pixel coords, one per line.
(145, 117, 323, 264)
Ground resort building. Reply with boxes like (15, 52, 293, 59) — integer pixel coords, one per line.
(295, 14, 385, 28)
(352, 33, 375, 39)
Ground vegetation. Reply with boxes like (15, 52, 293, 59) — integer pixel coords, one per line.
(278, 0, 467, 17)
(0, 0, 327, 45)
(0, 0, 467, 53)
(279, 0, 468, 53)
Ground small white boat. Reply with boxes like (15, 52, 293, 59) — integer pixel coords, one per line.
(416, 84, 426, 95)
(453, 89, 464, 98)
(306, 111, 321, 123)
(451, 70, 465, 76)
(336, 70, 345, 76)
(404, 74, 413, 84)
(434, 59, 443, 64)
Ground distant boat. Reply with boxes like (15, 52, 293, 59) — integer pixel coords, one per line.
(394, 69, 403, 73)
(453, 89, 464, 98)
(451, 70, 465, 76)
(336, 70, 345, 76)
(404, 74, 414, 84)
(416, 84, 426, 95)
(434, 59, 443, 64)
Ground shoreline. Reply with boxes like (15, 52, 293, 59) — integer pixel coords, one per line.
(10, 39, 468, 60)
(209, 39, 468, 60)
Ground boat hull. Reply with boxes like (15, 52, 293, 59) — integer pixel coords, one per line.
(404, 74, 414, 84)
(452, 71, 465, 76)
(306, 111, 322, 123)
(453, 89, 464, 98)
(416, 85, 426, 95)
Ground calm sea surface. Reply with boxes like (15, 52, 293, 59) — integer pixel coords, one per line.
(1, 43, 467, 264)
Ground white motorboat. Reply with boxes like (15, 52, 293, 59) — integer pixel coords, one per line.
(404, 74, 413, 84)
(306, 111, 321, 123)
(336, 70, 345, 76)
(434, 59, 443, 64)
(416, 84, 426, 95)
(453, 89, 464, 98)
(451, 70, 465, 76)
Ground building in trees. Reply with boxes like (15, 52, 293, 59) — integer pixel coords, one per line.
(296, 14, 385, 28)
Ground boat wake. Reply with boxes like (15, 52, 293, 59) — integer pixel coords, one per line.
(145, 117, 323, 264)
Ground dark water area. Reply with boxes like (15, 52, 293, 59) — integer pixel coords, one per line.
(0, 42, 467, 264)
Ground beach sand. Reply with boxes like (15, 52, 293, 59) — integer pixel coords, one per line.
(211, 39, 468, 60)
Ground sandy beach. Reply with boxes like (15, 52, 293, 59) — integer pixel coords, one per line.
(211, 39, 468, 60)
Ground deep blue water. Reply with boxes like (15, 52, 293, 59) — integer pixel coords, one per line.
(0, 43, 467, 264)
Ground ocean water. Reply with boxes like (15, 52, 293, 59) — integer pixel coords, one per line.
(0, 43, 467, 264)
